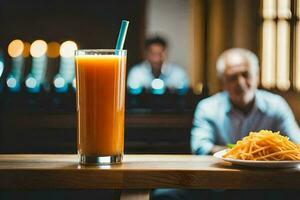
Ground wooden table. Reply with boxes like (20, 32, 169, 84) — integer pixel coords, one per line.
(1, 154, 300, 199)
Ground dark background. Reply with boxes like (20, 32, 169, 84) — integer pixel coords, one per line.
(0, 0, 145, 68)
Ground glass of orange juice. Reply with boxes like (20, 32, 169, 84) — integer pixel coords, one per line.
(75, 49, 126, 165)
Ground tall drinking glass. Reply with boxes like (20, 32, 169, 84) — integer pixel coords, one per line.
(75, 49, 126, 165)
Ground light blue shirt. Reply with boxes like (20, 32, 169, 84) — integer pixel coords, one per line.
(191, 90, 300, 155)
(127, 61, 189, 89)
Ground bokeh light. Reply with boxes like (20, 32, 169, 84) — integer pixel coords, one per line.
(22, 42, 31, 58)
(54, 76, 66, 88)
(6, 77, 17, 88)
(60, 41, 78, 58)
(30, 40, 48, 58)
(25, 77, 37, 88)
(47, 42, 60, 58)
(8, 39, 24, 58)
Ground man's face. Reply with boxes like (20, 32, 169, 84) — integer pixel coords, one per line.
(222, 53, 258, 108)
(145, 44, 166, 70)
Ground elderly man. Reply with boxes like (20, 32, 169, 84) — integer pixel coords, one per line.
(191, 48, 300, 155)
(151, 48, 300, 200)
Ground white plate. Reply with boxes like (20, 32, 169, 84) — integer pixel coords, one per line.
(213, 149, 300, 168)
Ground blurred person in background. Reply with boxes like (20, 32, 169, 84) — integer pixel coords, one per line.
(151, 48, 300, 200)
(191, 48, 300, 155)
(127, 36, 189, 93)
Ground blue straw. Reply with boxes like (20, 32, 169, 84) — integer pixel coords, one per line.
(115, 20, 129, 53)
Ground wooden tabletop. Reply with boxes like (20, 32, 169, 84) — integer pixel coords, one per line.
(1, 154, 300, 189)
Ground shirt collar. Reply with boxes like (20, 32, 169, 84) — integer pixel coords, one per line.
(224, 90, 267, 114)
(161, 62, 170, 75)
(144, 61, 169, 76)
(223, 92, 232, 114)
(254, 90, 267, 113)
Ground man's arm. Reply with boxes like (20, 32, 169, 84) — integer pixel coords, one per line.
(166, 65, 189, 89)
(190, 102, 225, 155)
(275, 97, 300, 144)
(127, 67, 140, 88)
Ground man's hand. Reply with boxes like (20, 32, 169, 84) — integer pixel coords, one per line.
(210, 145, 227, 155)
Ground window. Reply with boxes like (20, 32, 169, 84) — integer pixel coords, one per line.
(261, 0, 300, 91)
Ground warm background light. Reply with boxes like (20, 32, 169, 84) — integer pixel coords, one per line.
(30, 40, 48, 58)
(276, 20, 290, 90)
(47, 42, 60, 58)
(22, 42, 31, 58)
(262, 0, 276, 19)
(295, 21, 300, 91)
(295, 0, 300, 91)
(60, 41, 78, 58)
(261, 20, 276, 89)
(8, 39, 24, 58)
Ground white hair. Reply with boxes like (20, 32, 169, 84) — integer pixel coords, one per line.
(216, 48, 259, 78)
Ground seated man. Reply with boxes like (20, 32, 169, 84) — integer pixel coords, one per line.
(151, 48, 300, 200)
(127, 36, 189, 92)
(191, 48, 300, 155)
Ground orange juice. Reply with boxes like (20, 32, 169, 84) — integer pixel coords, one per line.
(75, 50, 126, 164)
